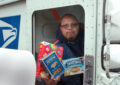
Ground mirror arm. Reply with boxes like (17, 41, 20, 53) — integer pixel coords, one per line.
(104, 14, 111, 78)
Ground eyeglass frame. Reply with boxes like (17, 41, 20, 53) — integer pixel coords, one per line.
(60, 23, 79, 29)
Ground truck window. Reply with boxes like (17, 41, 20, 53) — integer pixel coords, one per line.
(32, 5, 85, 85)
(32, 5, 85, 61)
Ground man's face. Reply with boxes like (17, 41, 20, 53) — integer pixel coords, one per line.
(60, 16, 79, 41)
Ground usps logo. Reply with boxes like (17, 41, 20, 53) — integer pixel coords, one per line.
(0, 15, 21, 49)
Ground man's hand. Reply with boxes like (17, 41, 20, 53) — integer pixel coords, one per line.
(43, 74, 61, 85)
(82, 57, 85, 62)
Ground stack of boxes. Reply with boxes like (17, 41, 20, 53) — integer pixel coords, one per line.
(36, 41, 64, 79)
(36, 41, 84, 79)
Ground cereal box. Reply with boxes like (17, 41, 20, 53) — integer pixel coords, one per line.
(63, 57, 84, 76)
(36, 41, 63, 78)
(40, 52, 65, 79)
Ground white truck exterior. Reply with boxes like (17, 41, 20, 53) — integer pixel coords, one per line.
(0, 0, 120, 85)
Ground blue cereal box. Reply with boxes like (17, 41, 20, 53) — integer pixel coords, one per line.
(40, 51, 65, 79)
(63, 57, 84, 76)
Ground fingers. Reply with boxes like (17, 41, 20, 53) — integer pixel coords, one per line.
(51, 76, 61, 84)
(51, 76, 61, 83)
(51, 76, 60, 80)
(56, 76, 61, 82)
(46, 73, 50, 79)
(51, 76, 54, 80)
(82, 57, 85, 61)
(43, 76, 61, 85)
(43, 75, 61, 82)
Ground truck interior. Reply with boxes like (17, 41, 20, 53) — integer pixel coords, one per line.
(32, 5, 85, 61)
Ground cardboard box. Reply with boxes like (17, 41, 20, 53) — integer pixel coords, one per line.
(63, 57, 84, 76)
(40, 52, 65, 79)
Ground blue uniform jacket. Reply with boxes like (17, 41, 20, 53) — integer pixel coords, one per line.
(55, 26, 84, 85)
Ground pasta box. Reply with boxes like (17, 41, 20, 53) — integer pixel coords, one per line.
(40, 51, 65, 79)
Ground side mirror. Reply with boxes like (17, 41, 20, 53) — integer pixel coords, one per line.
(104, 44, 120, 70)
(0, 48, 36, 85)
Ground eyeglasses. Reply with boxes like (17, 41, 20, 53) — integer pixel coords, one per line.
(60, 23, 79, 29)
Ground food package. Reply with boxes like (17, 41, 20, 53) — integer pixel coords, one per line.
(63, 57, 84, 76)
(40, 52, 65, 79)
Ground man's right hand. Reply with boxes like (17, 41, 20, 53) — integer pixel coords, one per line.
(43, 74, 61, 85)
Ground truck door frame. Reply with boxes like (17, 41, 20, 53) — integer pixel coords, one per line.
(26, 0, 97, 85)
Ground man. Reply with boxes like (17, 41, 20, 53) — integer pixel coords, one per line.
(40, 14, 84, 85)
